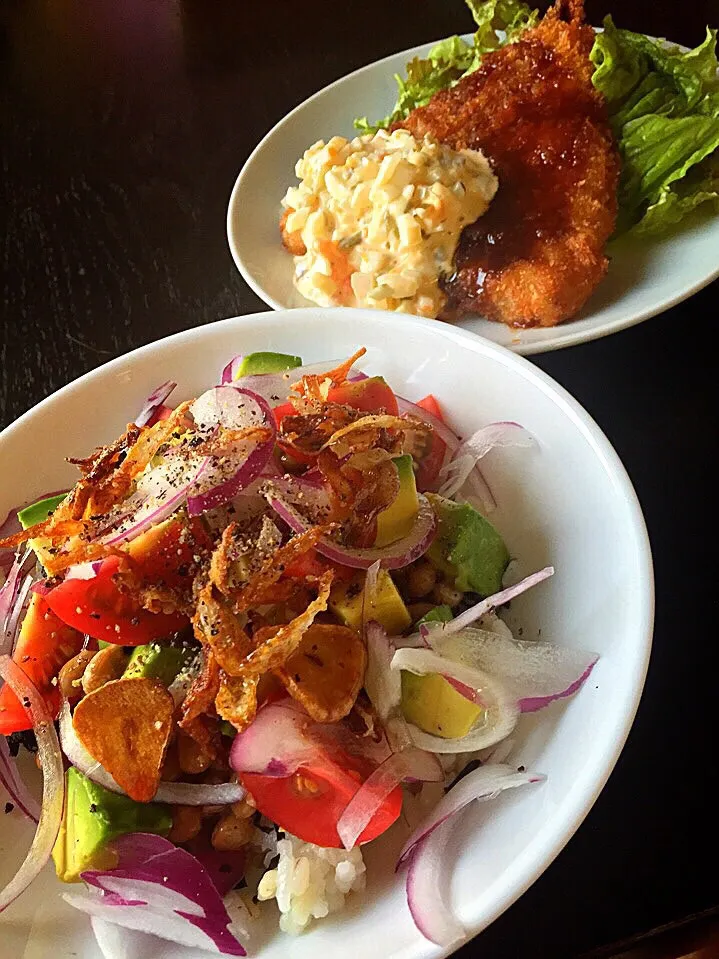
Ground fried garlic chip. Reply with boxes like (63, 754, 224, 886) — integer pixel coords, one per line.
(275, 623, 367, 723)
(72, 677, 174, 802)
(238, 569, 334, 678)
(215, 672, 259, 732)
(291, 348, 367, 400)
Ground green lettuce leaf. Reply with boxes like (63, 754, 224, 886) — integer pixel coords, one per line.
(354, 0, 538, 134)
(592, 18, 719, 234)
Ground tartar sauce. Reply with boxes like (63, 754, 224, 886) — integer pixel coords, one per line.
(281, 128, 498, 319)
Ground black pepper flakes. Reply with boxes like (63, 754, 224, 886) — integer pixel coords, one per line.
(4, 802, 14, 814)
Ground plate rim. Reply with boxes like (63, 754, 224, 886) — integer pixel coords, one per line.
(225, 33, 719, 356)
(0, 307, 655, 956)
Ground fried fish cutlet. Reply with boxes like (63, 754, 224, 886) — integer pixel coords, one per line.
(397, 0, 620, 328)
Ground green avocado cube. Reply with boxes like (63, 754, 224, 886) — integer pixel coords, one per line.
(123, 642, 197, 687)
(52, 768, 171, 883)
(234, 352, 302, 377)
(426, 493, 509, 597)
(17, 493, 68, 529)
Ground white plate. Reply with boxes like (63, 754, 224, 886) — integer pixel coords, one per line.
(227, 36, 719, 355)
(0, 307, 653, 958)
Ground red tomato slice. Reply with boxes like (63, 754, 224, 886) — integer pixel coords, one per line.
(0, 594, 85, 734)
(147, 403, 174, 426)
(242, 751, 402, 848)
(415, 394, 447, 491)
(44, 555, 187, 646)
(327, 376, 399, 416)
(126, 514, 211, 590)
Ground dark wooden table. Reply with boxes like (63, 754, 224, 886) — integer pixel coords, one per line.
(1, 1, 717, 956)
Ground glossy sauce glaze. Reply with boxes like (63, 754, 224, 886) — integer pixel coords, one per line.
(439, 46, 610, 325)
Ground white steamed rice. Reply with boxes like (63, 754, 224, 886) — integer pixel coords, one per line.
(257, 833, 366, 934)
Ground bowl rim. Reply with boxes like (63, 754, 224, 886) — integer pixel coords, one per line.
(0, 307, 654, 955)
(225, 32, 719, 357)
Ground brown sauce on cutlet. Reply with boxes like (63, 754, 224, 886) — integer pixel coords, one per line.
(439, 46, 603, 324)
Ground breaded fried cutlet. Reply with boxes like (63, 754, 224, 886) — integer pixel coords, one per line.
(397, 0, 620, 328)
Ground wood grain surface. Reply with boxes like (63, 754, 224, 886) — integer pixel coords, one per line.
(0, 1, 717, 957)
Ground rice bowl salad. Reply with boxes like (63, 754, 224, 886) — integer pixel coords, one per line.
(0, 348, 598, 955)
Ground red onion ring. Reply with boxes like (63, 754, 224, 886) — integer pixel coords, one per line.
(186, 387, 277, 515)
(0, 736, 41, 824)
(337, 748, 443, 850)
(0, 655, 65, 912)
(420, 566, 554, 641)
(391, 646, 520, 754)
(134, 381, 177, 428)
(59, 703, 244, 805)
(268, 492, 437, 570)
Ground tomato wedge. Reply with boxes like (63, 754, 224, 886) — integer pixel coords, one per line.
(44, 555, 187, 646)
(326, 376, 399, 416)
(242, 751, 402, 848)
(0, 593, 85, 734)
(415, 394, 448, 491)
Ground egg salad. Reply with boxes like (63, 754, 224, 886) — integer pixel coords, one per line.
(280, 129, 498, 319)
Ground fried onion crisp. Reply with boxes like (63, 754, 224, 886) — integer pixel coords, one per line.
(180, 647, 220, 727)
(291, 348, 367, 398)
(230, 524, 335, 613)
(215, 672, 259, 732)
(275, 623, 366, 723)
(72, 677, 174, 802)
(237, 569, 334, 677)
(193, 582, 253, 676)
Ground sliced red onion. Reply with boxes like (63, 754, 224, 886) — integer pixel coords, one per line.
(65, 561, 103, 581)
(5, 574, 34, 656)
(420, 566, 555, 641)
(229, 699, 320, 778)
(220, 355, 244, 385)
(90, 918, 217, 959)
(64, 833, 246, 956)
(59, 702, 244, 805)
(443, 675, 482, 705)
(438, 422, 535, 505)
(0, 736, 41, 823)
(102, 455, 213, 546)
(268, 492, 436, 570)
(406, 815, 466, 948)
(337, 748, 443, 850)
(402, 764, 544, 946)
(364, 621, 401, 721)
(0, 655, 65, 912)
(134, 381, 177, 428)
(433, 615, 599, 714)
(1, 551, 34, 656)
(391, 647, 520, 754)
(186, 387, 277, 515)
(398, 762, 544, 867)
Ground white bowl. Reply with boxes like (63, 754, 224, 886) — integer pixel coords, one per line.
(0, 307, 653, 959)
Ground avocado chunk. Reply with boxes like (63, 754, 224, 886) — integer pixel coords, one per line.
(123, 642, 197, 687)
(401, 672, 483, 739)
(52, 767, 171, 883)
(330, 568, 411, 636)
(375, 455, 419, 548)
(426, 493, 509, 596)
(17, 493, 68, 529)
(415, 604, 453, 627)
(234, 351, 303, 377)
